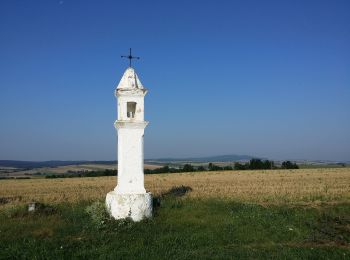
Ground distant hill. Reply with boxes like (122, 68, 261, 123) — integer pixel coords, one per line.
(0, 155, 256, 169)
(2, 156, 347, 170)
(0, 160, 116, 169)
(149, 154, 257, 163)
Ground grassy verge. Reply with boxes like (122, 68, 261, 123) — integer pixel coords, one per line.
(0, 197, 349, 259)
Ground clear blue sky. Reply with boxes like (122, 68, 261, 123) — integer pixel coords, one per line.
(0, 0, 349, 161)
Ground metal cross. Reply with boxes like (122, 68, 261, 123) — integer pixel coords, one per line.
(121, 48, 140, 68)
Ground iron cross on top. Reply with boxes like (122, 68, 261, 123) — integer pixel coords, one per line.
(121, 48, 140, 68)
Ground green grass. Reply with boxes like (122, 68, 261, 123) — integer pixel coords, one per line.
(1, 198, 349, 259)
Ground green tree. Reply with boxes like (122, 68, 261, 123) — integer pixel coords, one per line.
(234, 162, 248, 170)
(197, 166, 206, 171)
(281, 161, 299, 169)
(182, 164, 195, 172)
(208, 163, 223, 171)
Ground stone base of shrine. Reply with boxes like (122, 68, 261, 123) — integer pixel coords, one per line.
(105, 191, 152, 222)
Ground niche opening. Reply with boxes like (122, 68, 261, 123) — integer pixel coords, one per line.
(127, 102, 136, 118)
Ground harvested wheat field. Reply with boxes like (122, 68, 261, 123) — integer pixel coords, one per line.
(1, 168, 349, 207)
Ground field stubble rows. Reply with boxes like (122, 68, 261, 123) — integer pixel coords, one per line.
(0, 168, 349, 207)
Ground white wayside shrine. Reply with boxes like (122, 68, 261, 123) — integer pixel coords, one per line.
(106, 67, 152, 222)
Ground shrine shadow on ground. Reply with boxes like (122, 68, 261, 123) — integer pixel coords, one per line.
(152, 185, 193, 208)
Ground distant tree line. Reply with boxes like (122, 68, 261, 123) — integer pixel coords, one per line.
(144, 159, 298, 174)
(45, 169, 117, 179)
(234, 159, 274, 170)
(144, 165, 198, 174)
(42, 159, 299, 179)
(0, 176, 31, 180)
(280, 161, 299, 169)
(234, 159, 298, 170)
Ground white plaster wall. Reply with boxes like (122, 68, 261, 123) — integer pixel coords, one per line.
(114, 69, 148, 196)
(115, 125, 146, 194)
(116, 67, 144, 90)
(107, 67, 151, 221)
(117, 94, 145, 121)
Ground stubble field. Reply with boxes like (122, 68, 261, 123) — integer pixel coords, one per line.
(1, 168, 349, 206)
(1, 168, 349, 259)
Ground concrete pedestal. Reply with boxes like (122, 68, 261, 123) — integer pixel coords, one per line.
(105, 191, 152, 222)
